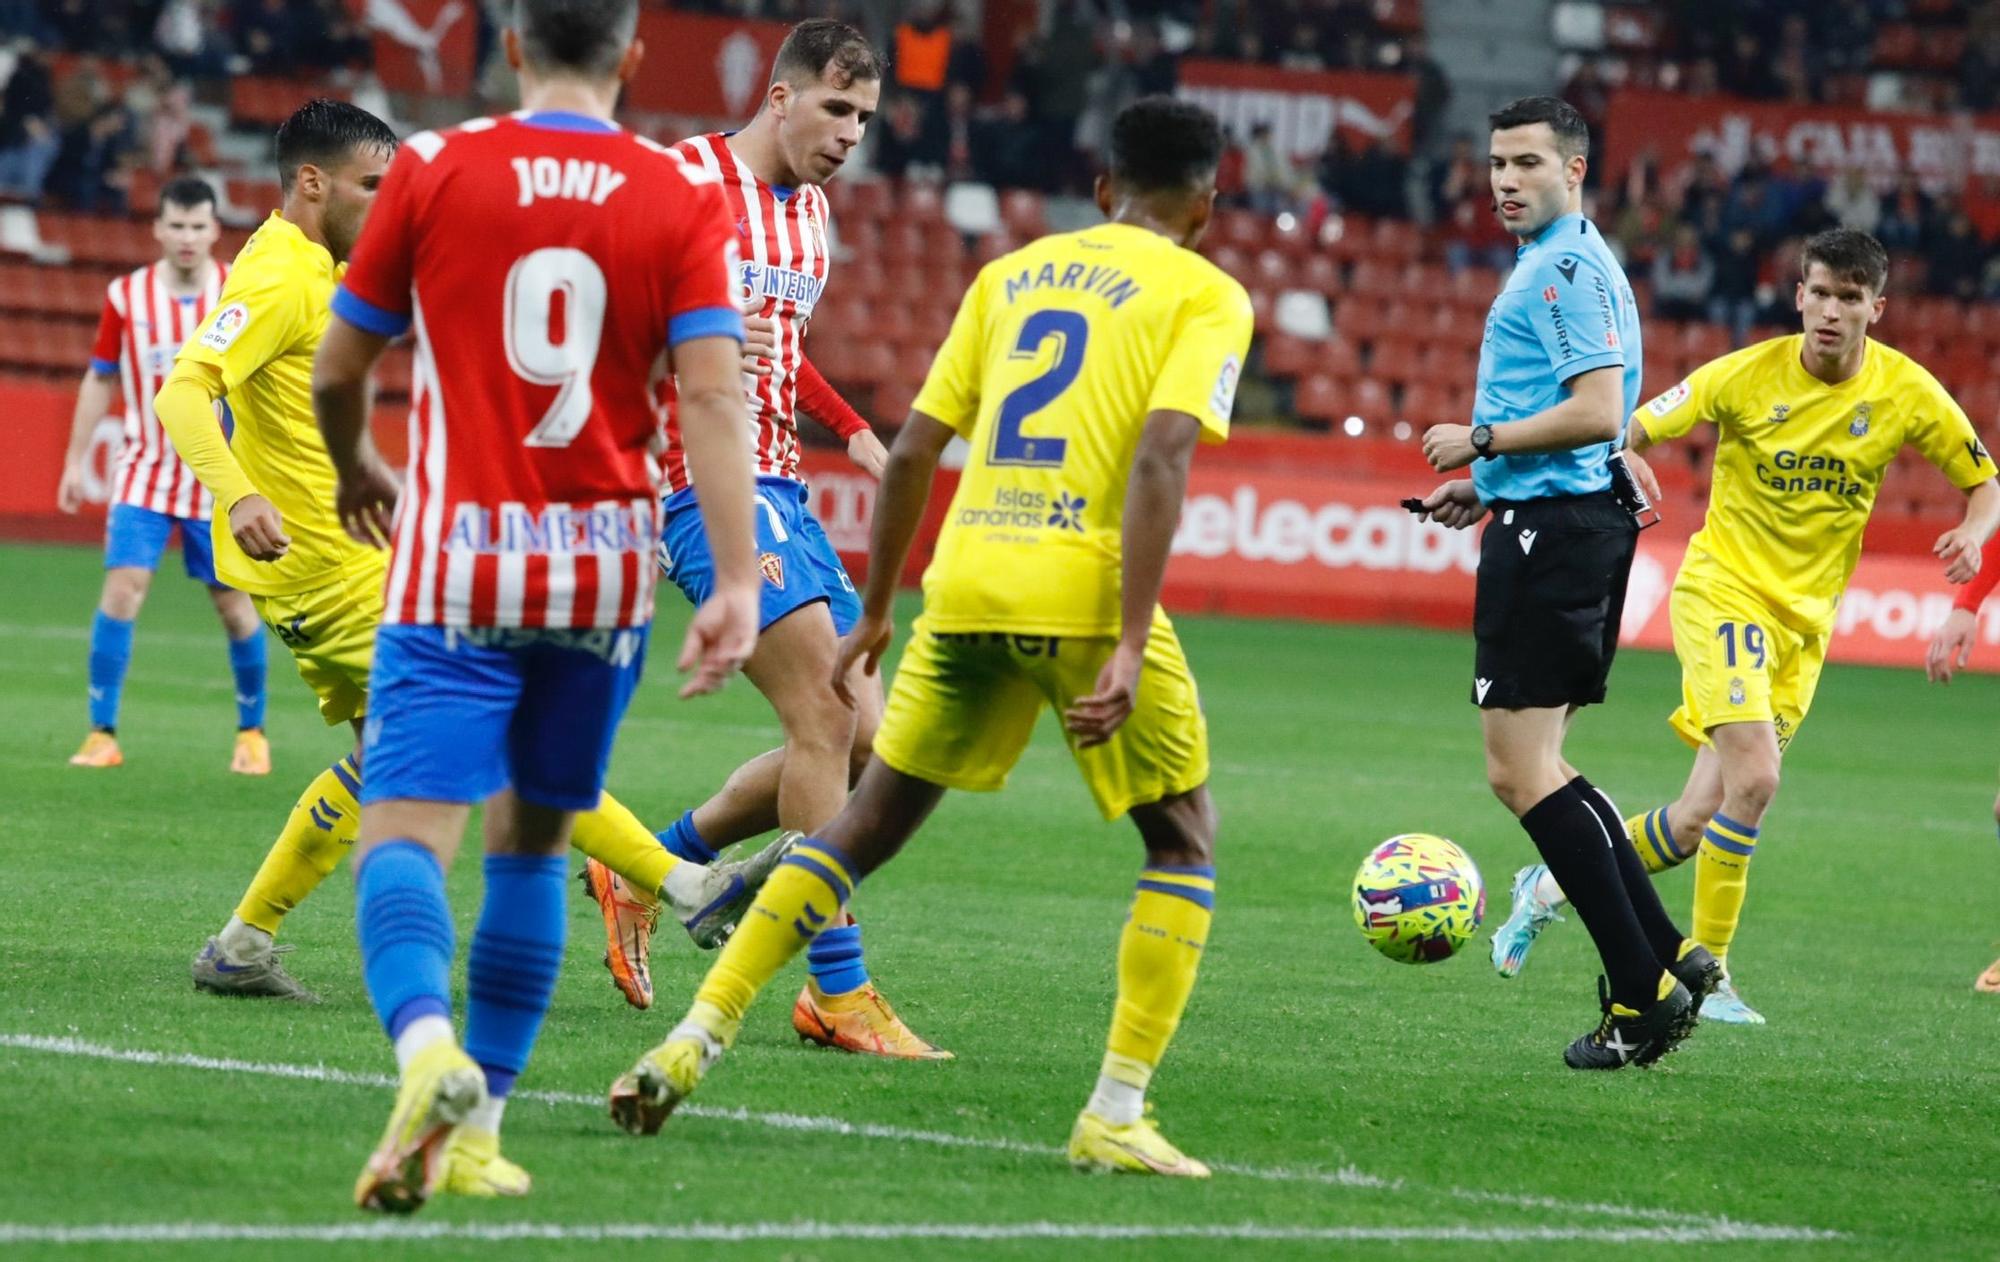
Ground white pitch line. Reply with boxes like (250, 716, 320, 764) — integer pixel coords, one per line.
(0, 1219, 1845, 1247)
(0, 1033, 1840, 1241)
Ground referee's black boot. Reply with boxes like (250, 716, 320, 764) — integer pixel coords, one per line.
(1668, 941, 1724, 1028)
(1563, 976, 1693, 1070)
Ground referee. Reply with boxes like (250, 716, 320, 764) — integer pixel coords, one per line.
(1418, 96, 1717, 1069)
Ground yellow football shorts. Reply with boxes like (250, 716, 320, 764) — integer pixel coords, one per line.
(1667, 569, 1828, 752)
(250, 557, 385, 726)
(873, 608, 1210, 820)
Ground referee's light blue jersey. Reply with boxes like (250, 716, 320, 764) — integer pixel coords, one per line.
(1469, 213, 1644, 505)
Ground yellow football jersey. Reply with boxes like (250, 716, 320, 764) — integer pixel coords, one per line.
(176, 212, 377, 597)
(912, 222, 1253, 637)
(1639, 334, 1994, 632)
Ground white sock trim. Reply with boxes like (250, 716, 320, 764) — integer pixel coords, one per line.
(392, 1014, 455, 1074)
(216, 916, 274, 964)
(464, 1093, 506, 1134)
(1085, 1075, 1145, 1127)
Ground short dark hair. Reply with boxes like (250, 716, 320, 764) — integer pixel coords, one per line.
(1488, 95, 1590, 161)
(157, 176, 216, 217)
(1802, 228, 1889, 293)
(516, 0, 638, 78)
(274, 99, 396, 194)
(771, 18, 884, 91)
(1110, 96, 1224, 194)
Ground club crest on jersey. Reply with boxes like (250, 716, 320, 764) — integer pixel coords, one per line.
(199, 303, 250, 352)
(759, 551, 785, 589)
(1848, 403, 1870, 437)
(1729, 676, 1746, 706)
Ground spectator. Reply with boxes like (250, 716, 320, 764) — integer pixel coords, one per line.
(1925, 205, 1987, 301)
(870, 93, 938, 183)
(893, 0, 954, 152)
(941, 80, 976, 183)
(1243, 121, 1304, 215)
(1277, 21, 1325, 72)
(1877, 176, 1928, 253)
(154, 0, 231, 80)
(234, 0, 310, 76)
(1823, 167, 1879, 234)
(1707, 222, 1760, 345)
(47, 59, 132, 211)
(1652, 226, 1715, 320)
(971, 89, 1038, 190)
(1404, 34, 1451, 155)
(0, 45, 60, 201)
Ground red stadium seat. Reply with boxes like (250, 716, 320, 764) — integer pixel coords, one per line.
(830, 179, 892, 224)
(898, 182, 944, 222)
(999, 188, 1046, 238)
(1369, 218, 1423, 263)
(847, 343, 896, 385)
(1293, 373, 1348, 426)
(1368, 338, 1424, 388)
(1261, 333, 1318, 379)
(1401, 381, 1458, 426)
(1216, 208, 1266, 252)
(880, 221, 925, 261)
(1347, 260, 1400, 299)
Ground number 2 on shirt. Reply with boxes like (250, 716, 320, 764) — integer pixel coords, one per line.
(990, 309, 1089, 468)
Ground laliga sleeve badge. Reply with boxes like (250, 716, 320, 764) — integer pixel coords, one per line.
(199, 303, 251, 353)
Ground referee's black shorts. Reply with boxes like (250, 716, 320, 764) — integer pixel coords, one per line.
(1471, 491, 1638, 710)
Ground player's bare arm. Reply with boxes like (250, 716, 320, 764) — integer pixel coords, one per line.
(155, 359, 288, 560)
(833, 410, 954, 701)
(1423, 365, 1624, 472)
(1066, 410, 1203, 749)
(312, 316, 399, 548)
(673, 333, 761, 698)
(1935, 477, 2000, 585)
(57, 367, 119, 513)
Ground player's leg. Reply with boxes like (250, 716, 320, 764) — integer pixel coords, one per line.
(609, 757, 948, 1135)
(73, 503, 167, 765)
(611, 626, 1031, 1134)
(352, 623, 524, 1214)
(193, 571, 378, 999)
(195, 515, 271, 776)
(1980, 787, 2000, 994)
(1483, 707, 1688, 1067)
(1060, 617, 1216, 1177)
(1687, 718, 1781, 1024)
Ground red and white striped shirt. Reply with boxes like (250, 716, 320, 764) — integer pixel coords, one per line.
(335, 112, 742, 630)
(662, 133, 832, 494)
(89, 260, 228, 519)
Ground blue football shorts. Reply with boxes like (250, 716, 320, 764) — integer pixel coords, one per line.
(362, 622, 649, 811)
(658, 476, 861, 635)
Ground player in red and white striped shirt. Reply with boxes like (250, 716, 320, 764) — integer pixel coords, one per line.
(56, 177, 271, 774)
(580, 20, 948, 1061)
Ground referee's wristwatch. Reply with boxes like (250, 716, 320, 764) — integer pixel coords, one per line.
(1470, 423, 1496, 460)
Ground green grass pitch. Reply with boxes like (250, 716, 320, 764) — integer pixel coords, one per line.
(0, 540, 1996, 1259)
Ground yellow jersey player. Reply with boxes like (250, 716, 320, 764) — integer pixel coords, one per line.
(608, 95, 1251, 1178)
(160, 100, 786, 1023)
(1490, 229, 2000, 1023)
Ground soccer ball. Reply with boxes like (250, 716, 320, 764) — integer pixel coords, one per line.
(1352, 833, 1485, 964)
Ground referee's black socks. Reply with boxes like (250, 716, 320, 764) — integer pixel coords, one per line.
(1518, 781, 1664, 1010)
(1569, 775, 1687, 966)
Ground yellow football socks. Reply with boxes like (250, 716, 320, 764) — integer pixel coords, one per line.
(691, 840, 856, 1033)
(1104, 866, 1215, 1074)
(1626, 806, 1691, 875)
(572, 793, 682, 904)
(1692, 811, 1760, 962)
(233, 754, 361, 934)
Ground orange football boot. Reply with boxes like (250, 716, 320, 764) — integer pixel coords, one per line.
(68, 730, 123, 768)
(792, 978, 953, 1060)
(230, 728, 272, 775)
(1976, 956, 2000, 994)
(581, 857, 658, 1009)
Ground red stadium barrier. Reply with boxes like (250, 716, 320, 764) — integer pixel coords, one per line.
(1177, 60, 1416, 163)
(7, 378, 1992, 675)
(626, 11, 792, 120)
(1605, 89, 2000, 191)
